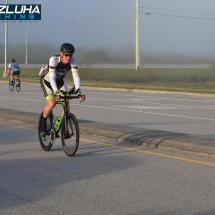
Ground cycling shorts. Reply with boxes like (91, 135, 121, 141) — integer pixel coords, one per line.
(40, 78, 67, 101)
(11, 71, 20, 76)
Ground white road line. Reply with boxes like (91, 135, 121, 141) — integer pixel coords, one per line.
(0, 93, 215, 121)
(70, 103, 215, 122)
(0, 95, 46, 103)
(142, 111, 215, 121)
(89, 97, 215, 110)
(0, 84, 39, 89)
(0, 90, 42, 95)
(1, 83, 214, 103)
(82, 95, 215, 110)
(0, 90, 43, 95)
(1, 92, 215, 113)
(73, 96, 215, 110)
(1, 82, 215, 103)
(86, 91, 213, 103)
(112, 105, 188, 110)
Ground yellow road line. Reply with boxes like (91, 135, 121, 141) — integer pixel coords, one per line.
(80, 138, 215, 167)
(0, 122, 38, 132)
(1, 122, 215, 167)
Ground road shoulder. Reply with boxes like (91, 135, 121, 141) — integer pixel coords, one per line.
(0, 107, 215, 158)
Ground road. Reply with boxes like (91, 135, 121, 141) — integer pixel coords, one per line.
(0, 82, 215, 137)
(1, 120, 215, 214)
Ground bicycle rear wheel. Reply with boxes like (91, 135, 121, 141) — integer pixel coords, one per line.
(16, 79, 21, 92)
(9, 79, 14, 91)
(38, 112, 53, 151)
(61, 113, 79, 157)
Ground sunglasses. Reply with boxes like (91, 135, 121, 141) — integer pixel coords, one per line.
(64, 54, 72, 57)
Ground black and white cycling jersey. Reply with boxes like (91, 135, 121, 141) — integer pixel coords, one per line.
(43, 55, 81, 93)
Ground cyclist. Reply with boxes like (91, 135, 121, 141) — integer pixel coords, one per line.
(7, 59, 20, 86)
(40, 43, 85, 134)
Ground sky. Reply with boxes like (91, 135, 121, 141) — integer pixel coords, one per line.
(0, 0, 215, 56)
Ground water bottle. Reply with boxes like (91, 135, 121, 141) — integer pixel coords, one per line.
(13, 79, 15, 84)
(54, 118, 61, 129)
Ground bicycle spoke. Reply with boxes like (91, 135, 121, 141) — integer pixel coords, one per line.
(38, 112, 53, 151)
(9, 79, 14, 91)
(61, 113, 79, 156)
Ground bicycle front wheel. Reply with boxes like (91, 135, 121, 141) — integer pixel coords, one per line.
(9, 79, 14, 91)
(38, 112, 53, 151)
(61, 113, 79, 157)
(16, 79, 21, 92)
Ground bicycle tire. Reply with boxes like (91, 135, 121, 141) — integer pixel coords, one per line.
(61, 113, 79, 157)
(16, 79, 21, 92)
(9, 79, 14, 91)
(38, 112, 53, 151)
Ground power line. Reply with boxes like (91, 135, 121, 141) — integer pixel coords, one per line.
(140, 12, 215, 20)
(73, 0, 107, 44)
(139, 6, 215, 16)
(80, 0, 125, 47)
(97, 13, 136, 47)
(76, 0, 114, 48)
(205, 0, 215, 1)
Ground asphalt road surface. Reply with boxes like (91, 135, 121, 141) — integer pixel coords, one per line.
(0, 120, 215, 215)
(0, 82, 215, 138)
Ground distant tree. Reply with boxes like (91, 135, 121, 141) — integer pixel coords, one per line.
(83, 49, 113, 64)
(0, 42, 214, 64)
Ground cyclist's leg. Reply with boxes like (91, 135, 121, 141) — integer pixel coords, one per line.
(15, 71, 20, 81)
(40, 78, 56, 134)
(59, 80, 70, 115)
(40, 99, 55, 135)
(10, 71, 13, 82)
(43, 98, 56, 118)
(40, 78, 56, 118)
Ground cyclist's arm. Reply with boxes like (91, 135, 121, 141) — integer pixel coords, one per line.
(71, 57, 81, 91)
(7, 64, 11, 76)
(72, 71, 85, 102)
(49, 71, 58, 93)
(72, 71, 81, 91)
(49, 57, 59, 94)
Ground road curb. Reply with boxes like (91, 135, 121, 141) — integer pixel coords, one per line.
(80, 86, 215, 98)
(1, 110, 215, 158)
(1, 78, 215, 97)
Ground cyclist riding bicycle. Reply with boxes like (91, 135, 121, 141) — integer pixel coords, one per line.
(7, 59, 20, 85)
(39, 43, 85, 134)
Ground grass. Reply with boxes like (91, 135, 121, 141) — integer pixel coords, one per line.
(1, 67, 215, 94)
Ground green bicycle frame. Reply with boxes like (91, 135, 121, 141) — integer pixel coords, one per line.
(53, 100, 68, 133)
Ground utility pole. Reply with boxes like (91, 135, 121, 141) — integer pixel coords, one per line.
(25, 20, 28, 64)
(136, 0, 140, 70)
(4, 0, 8, 77)
(26, 0, 36, 64)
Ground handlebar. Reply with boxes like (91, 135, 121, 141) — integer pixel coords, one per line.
(55, 86, 82, 101)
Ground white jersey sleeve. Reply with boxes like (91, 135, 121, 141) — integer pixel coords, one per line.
(70, 57, 81, 90)
(49, 56, 59, 93)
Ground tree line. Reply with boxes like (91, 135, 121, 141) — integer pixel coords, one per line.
(0, 42, 214, 64)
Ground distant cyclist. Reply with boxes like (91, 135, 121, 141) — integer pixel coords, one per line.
(7, 59, 20, 85)
(39, 43, 85, 134)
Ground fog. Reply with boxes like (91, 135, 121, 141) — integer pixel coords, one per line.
(0, 0, 215, 57)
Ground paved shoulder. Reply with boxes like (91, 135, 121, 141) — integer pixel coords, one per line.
(0, 107, 215, 158)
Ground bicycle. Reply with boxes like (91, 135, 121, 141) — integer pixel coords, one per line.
(38, 87, 80, 157)
(9, 75, 21, 92)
